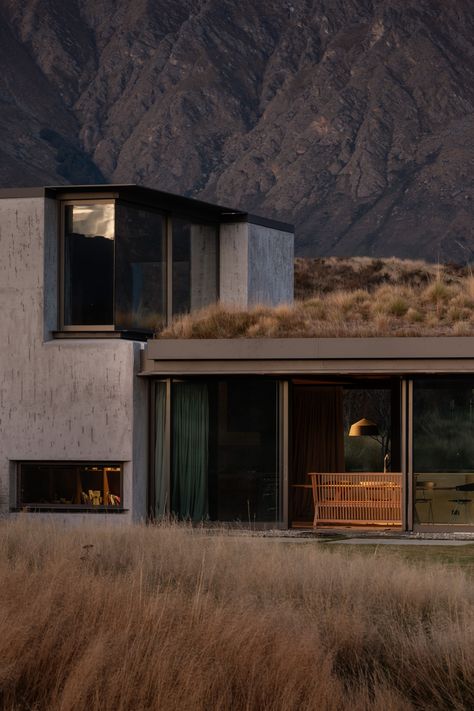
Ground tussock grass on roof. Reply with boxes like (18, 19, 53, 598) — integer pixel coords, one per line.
(161, 258, 474, 339)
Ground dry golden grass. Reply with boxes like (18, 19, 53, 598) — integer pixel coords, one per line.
(294, 257, 469, 299)
(161, 279, 474, 339)
(1, 519, 473, 711)
(160, 258, 474, 338)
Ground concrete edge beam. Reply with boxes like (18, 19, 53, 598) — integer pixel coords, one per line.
(145, 337, 474, 362)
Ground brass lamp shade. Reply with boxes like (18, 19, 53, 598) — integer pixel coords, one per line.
(349, 418, 379, 437)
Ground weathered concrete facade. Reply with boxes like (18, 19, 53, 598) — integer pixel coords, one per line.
(0, 196, 147, 522)
(219, 221, 293, 308)
(248, 222, 294, 307)
(0, 185, 294, 522)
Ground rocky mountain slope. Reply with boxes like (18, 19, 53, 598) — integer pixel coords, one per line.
(1, 0, 474, 260)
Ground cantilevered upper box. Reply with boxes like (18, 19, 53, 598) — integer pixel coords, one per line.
(0, 184, 294, 339)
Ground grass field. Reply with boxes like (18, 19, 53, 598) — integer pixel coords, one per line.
(0, 520, 473, 711)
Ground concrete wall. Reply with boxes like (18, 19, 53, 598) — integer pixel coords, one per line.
(0, 197, 148, 522)
(219, 221, 293, 308)
(248, 223, 294, 306)
(219, 222, 249, 308)
(190, 224, 218, 310)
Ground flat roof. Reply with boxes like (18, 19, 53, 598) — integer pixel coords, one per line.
(141, 337, 474, 376)
(0, 184, 293, 233)
(146, 337, 474, 360)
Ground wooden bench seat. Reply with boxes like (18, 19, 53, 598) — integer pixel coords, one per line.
(308, 472, 403, 527)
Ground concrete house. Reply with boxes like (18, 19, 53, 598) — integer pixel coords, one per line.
(2, 185, 474, 534)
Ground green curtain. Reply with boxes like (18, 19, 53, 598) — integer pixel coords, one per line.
(154, 382, 168, 519)
(172, 382, 209, 521)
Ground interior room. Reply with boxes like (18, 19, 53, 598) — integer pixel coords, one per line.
(290, 377, 402, 528)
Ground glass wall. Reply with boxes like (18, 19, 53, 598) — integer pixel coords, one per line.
(64, 204, 114, 325)
(62, 201, 219, 331)
(115, 203, 166, 331)
(413, 378, 474, 525)
(210, 380, 279, 522)
(154, 379, 280, 523)
(172, 218, 218, 316)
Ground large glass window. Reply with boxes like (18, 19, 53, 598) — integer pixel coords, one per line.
(210, 380, 279, 522)
(18, 463, 122, 510)
(414, 378, 474, 525)
(62, 200, 219, 332)
(154, 379, 280, 523)
(64, 204, 114, 325)
(115, 203, 166, 331)
(172, 218, 218, 316)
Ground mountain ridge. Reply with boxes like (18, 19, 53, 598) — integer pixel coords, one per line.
(1, 0, 473, 260)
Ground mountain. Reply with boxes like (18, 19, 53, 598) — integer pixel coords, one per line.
(1, 0, 474, 260)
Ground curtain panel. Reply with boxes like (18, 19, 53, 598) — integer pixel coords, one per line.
(172, 382, 209, 521)
(154, 382, 168, 518)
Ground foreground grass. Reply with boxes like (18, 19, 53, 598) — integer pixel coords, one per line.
(1, 521, 473, 711)
(162, 258, 474, 338)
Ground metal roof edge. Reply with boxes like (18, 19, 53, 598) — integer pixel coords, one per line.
(0, 184, 294, 232)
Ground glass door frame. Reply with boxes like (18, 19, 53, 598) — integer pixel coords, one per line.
(287, 376, 407, 530)
(408, 376, 474, 533)
(148, 378, 171, 520)
(149, 376, 287, 528)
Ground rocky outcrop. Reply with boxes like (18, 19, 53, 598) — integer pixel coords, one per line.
(1, 0, 473, 260)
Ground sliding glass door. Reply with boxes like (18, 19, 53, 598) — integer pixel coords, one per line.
(413, 378, 474, 527)
(152, 378, 281, 524)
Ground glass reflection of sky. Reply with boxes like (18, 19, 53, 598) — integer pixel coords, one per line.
(72, 204, 114, 239)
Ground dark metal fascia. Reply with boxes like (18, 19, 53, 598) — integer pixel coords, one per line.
(0, 184, 293, 231)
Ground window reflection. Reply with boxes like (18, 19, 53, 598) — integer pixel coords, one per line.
(69, 204, 114, 240)
(415, 474, 474, 525)
(414, 378, 474, 525)
(172, 218, 218, 316)
(115, 204, 166, 331)
(414, 379, 474, 472)
(64, 204, 114, 325)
